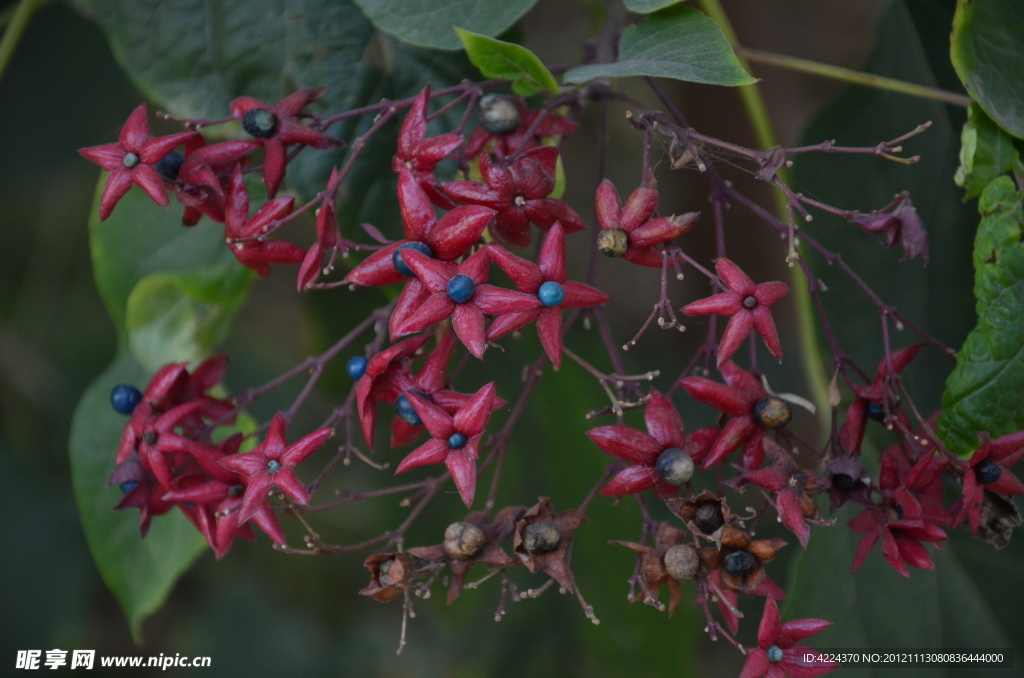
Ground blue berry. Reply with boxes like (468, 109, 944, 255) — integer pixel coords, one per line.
(396, 390, 428, 426)
(975, 458, 1002, 485)
(110, 384, 143, 415)
(242, 108, 277, 137)
(122, 152, 139, 169)
(447, 274, 476, 303)
(865, 401, 886, 422)
(119, 480, 138, 494)
(346, 355, 369, 380)
(267, 460, 281, 472)
(155, 150, 185, 182)
(392, 241, 434, 277)
(722, 549, 757, 575)
(538, 281, 565, 307)
(448, 432, 467, 449)
(767, 645, 784, 663)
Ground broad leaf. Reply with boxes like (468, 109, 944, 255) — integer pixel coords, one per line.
(456, 29, 558, 96)
(951, 0, 1024, 138)
(955, 103, 1024, 200)
(938, 178, 1024, 456)
(352, 0, 538, 51)
(624, 0, 685, 13)
(563, 6, 754, 86)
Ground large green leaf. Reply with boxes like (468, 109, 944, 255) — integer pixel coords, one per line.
(784, 506, 1020, 678)
(938, 178, 1024, 456)
(950, 0, 1024, 139)
(351, 0, 537, 51)
(72, 185, 251, 641)
(955, 104, 1024, 201)
(456, 28, 558, 96)
(563, 6, 754, 86)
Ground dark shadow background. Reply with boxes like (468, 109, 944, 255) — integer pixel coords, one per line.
(1, 1, 1017, 676)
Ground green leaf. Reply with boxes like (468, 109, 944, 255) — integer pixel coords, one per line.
(352, 0, 538, 51)
(72, 182, 253, 639)
(955, 103, 1024, 200)
(455, 28, 558, 96)
(126, 263, 252, 372)
(951, 0, 1024, 139)
(70, 350, 207, 644)
(938, 178, 1024, 456)
(624, 0, 685, 13)
(563, 6, 754, 86)
(784, 505, 1021, 677)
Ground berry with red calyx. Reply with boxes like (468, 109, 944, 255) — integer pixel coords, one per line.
(442, 147, 585, 249)
(975, 458, 1002, 484)
(229, 88, 342, 197)
(864, 401, 886, 422)
(396, 392, 427, 426)
(354, 335, 431, 448)
(740, 597, 837, 678)
(392, 242, 434, 277)
(346, 356, 369, 380)
(752, 396, 792, 430)
(839, 344, 922, 454)
(110, 384, 143, 415)
(487, 223, 609, 368)
(223, 166, 306, 276)
(78, 103, 197, 219)
(955, 430, 1024, 535)
(392, 85, 465, 208)
(595, 173, 699, 267)
(478, 94, 520, 133)
(155, 150, 185, 182)
(849, 494, 948, 577)
(465, 96, 578, 161)
(682, 257, 788, 367)
(655, 448, 694, 486)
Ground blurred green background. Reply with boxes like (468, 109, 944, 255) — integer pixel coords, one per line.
(1, 0, 1022, 676)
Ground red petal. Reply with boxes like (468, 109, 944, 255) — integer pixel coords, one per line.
(720, 361, 766, 397)
(877, 343, 925, 378)
(245, 196, 295, 237)
(262, 137, 287, 197)
(716, 258, 756, 295)
(595, 179, 623, 230)
(622, 246, 666, 268)
(453, 385, 496, 439)
(238, 473, 274, 524)
(629, 215, 694, 248)
(396, 292, 454, 337)
(298, 245, 323, 290)
(703, 416, 758, 469)
(487, 245, 543, 293)
(989, 470, 1024, 495)
(536, 307, 564, 368)
(680, 377, 755, 417)
(752, 306, 783, 361)
(753, 281, 789, 307)
(739, 649, 770, 678)
(271, 467, 310, 505)
(850, 529, 878, 573)
(744, 466, 791, 492)
(741, 433, 766, 470)
(139, 130, 197, 165)
(778, 490, 811, 548)
(411, 134, 464, 165)
(780, 646, 838, 678)
(281, 428, 332, 467)
(600, 465, 657, 496)
(452, 303, 487, 358)
(99, 168, 134, 220)
(402, 249, 455, 293)
(718, 310, 754, 367)
(538, 223, 567, 283)
(440, 181, 506, 209)
(415, 332, 456, 393)
(277, 118, 341, 150)
(79, 143, 127, 171)
(777, 619, 832, 647)
(758, 597, 782, 650)
(489, 209, 532, 249)
(560, 281, 610, 309)
(487, 308, 541, 340)
(895, 534, 934, 570)
(446, 449, 477, 507)
(644, 389, 685, 449)
(430, 206, 494, 261)
(682, 291, 744, 316)
(525, 198, 584, 232)
(407, 391, 456, 440)
(473, 285, 542, 314)
(250, 504, 287, 546)
(839, 400, 867, 454)
(586, 426, 661, 465)
(229, 96, 267, 119)
(480, 152, 514, 193)
(619, 180, 659, 232)
(130, 164, 169, 207)
(399, 87, 428, 153)
(390, 416, 423, 448)
(459, 247, 493, 284)
(119, 103, 150, 153)
(880, 528, 910, 577)
(224, 166, 249, 236)
(395, 438, 450, 474)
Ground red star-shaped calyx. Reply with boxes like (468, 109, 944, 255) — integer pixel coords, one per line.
(740, 597, 836, 678)
(955, 431, 1024, 534)
(229, 88, 342, 197)
(465, 97, 578, 161)
(839, 344, 922, 454)
(595, 174, 699, 267)
(848, 487, 948, 577)
(587, 389, 718, 498)
(79, 103, 197, 220)
(486, 223, 610, 367)
(393, 85, 465, 208)
(219, 413, 333, 523)
(224, 166, 306, 276)
(442, 146, 585, 249)
(393, 248, 541, 359)
(394, 383, 497, 507)
(683, 258, 788, 367)
(355, 335, 431, 448)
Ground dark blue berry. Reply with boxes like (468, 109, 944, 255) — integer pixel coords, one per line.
(155, 150, 185, 182)
(833, 473, 858, 491)
(722, 549, 758, 575)
(894, 504, 905, 520)
(975, 458, 1002, 485)
(655, 447, 694, 485)
(865, 401, 886, 422)
(396, 390, 428, 426)
(447, 274, 476, 303)
(538, 281, 565, 307)
(346, 355, 369, 380)
(753, 397, 792, 430)
(110, 384, 143, 415)
(767, 645, 784, 663)
(448, 432, 467, 449)
(119, 480, 138, 494)
(392, 241, 434, 277)
(242, 108, 277, 137)
(267, 460, 281, 472)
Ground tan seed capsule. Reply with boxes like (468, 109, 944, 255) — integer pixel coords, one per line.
(663, 544, 699, 580)
(443, 522, 486, 560)
(598, 229, 629, 257)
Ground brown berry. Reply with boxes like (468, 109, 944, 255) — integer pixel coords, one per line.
(753, 396, 792, 430)
(663, 544, 699, 580)
(598, 229, 629, 257)
(443, 522, 486, 560)
(694, 503, 724, 535)
(522, 522, 561, 553)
